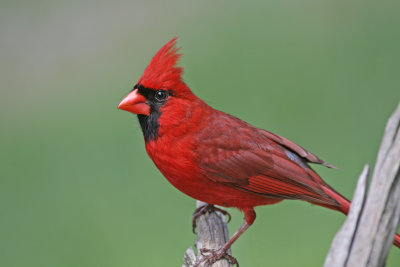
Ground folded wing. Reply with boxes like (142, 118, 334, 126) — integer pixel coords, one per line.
(195, 113, 339, 206)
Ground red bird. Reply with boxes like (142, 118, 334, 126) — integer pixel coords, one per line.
(118, 38, 400, 265)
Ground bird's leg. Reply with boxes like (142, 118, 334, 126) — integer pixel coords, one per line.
(192, 204, 232, 234)
(194, 209, 256, 267)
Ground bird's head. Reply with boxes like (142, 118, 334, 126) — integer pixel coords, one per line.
(118, 38, 199, 141)
(118, 37, 194, 116)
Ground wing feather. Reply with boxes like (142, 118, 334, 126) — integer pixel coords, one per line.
(195, 112, 337, 205)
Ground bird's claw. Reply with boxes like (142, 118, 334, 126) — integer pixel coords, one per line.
(193, 248, 239, 267)
(192, 204, 232, 233)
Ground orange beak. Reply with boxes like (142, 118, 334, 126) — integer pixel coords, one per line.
(118, 89, 150, 116)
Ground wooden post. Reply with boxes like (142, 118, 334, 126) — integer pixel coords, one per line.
(183, 201, 233, 267)
(324, 102, 400, 267)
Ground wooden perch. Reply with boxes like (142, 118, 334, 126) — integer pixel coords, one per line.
(183, 201, 233, 267)
(324, 102, 400, 267)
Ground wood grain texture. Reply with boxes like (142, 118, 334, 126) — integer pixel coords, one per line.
(183, 201, 233, 267)
(324, 164, 370, 267)
(324, 102, 400, 267)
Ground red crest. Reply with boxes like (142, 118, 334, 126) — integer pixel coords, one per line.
(138, 38, 185, 91)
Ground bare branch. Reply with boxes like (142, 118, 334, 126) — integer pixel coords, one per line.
(183, 201, 233, 267)
(324, 164, 370, 267)
(324, 102, 400, 267)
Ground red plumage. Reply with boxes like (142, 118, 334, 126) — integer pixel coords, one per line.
(118, 38, 400, 264)
(137, 38, 193, 98)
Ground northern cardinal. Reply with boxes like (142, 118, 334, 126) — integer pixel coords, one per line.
(118, 38, 400, 265)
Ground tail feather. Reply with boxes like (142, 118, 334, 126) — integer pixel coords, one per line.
(316, 185, 400, 249)
(395, 235, 400, 248)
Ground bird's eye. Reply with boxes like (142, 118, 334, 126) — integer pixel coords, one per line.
(155, 90, 169, 102)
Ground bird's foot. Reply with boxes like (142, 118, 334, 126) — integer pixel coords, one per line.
(192, 204, 231, 233)
(194, 248, 239, 267)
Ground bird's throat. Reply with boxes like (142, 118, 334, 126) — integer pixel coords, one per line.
(137, 111, 161, 142)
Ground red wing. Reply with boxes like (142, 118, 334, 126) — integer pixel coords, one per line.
(195, 113, 337, 204)
(258, 128, 337, 169)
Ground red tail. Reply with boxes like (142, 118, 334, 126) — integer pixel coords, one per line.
(394, 234, 400, 248)
(318, 186, 400, 249)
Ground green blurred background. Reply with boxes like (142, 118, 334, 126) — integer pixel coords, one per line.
(1, 0, 399, 266)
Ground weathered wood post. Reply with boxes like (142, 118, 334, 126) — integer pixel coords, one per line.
(183, 201, 233, 267)
(325, 102, 400, 267)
